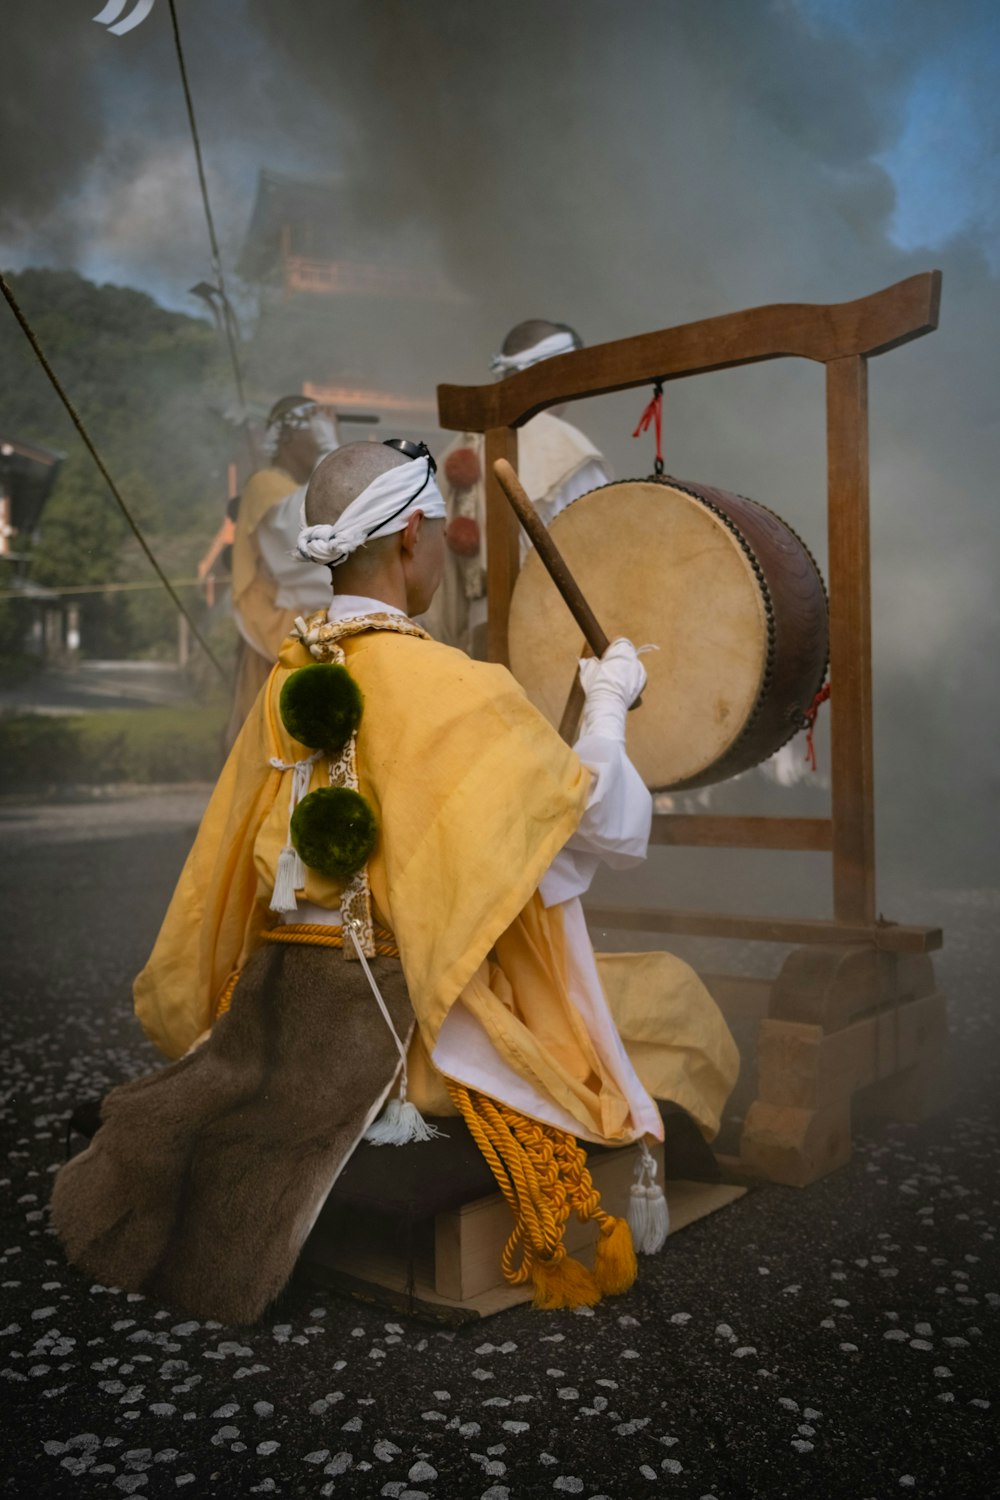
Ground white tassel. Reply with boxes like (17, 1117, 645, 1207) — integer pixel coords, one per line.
(270, 844, 305, 914)
(627, 1182, 650, 1252)
(364, 1097, 447, 1146)
(267, 750, 321, 915)
(347, 920, 447, 1148)
(629, 1142, 670, 1254)
(642, 1182, 670, 1253)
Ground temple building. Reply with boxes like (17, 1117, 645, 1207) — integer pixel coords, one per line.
(199, 170, 468, 601)
(237, 170, 465, 433)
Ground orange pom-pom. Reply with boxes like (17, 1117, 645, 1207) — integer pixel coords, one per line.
(444, 446, 481, 490)
(446, 516, 481, 557)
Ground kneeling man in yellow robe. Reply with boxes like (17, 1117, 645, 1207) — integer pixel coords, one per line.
(51, 439, 737, 1323)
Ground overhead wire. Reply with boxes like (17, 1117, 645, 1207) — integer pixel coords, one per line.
(1, 4, 255, 680)
(0, 272, 228, 679)
(166, 0, 257, 468)
(0, 578, 200, 601)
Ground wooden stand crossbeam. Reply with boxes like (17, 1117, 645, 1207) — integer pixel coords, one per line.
(438, 273, 946, 1188)
(649, 813, 834, 851)
(585, 905, 942, 953)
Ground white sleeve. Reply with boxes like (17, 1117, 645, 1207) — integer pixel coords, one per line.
(552, 457, 612, 514)
(538, 731, 651, 907)
(521, 459, 613, 558)
(255, 487, 335, 611)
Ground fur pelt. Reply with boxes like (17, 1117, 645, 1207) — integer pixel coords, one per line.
(50, 942, 413, 1326)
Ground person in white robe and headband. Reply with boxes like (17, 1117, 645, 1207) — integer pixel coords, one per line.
(423, 319, 611, 657)
(226, 394, 340, 745)
(51, 439, 737, 1325)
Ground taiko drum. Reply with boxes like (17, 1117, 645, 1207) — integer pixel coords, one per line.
(508, 477, 829, 791)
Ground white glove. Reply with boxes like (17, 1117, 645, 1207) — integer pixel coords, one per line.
(578, 638, 647, 743)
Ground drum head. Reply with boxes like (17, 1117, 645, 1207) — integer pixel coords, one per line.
(508, 480, 770, 790)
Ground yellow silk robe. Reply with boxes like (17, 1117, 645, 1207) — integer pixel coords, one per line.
(135, 624, 737, 1144)
(230, 466, 303, 660)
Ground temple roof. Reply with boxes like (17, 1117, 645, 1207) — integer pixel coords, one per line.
(237, 170, 464, 303)
(238, 170, 352, 280)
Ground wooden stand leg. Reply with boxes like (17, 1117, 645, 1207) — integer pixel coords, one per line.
(741, 1098, 852, 1187)
(855, 1001, 953, 1124)
(739, 990, 948, 1185)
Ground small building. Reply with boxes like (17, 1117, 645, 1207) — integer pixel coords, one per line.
(0, 435, 72, 659)
(0, 435, 63, 561)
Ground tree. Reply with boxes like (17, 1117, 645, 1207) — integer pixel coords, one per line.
(0, 269, 234, 659)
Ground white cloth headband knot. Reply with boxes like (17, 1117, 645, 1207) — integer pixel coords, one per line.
(296, 457, 446, 568)
(489, 330, 578, 377)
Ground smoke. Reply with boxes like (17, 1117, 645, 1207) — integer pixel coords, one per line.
(0, 0, 997, 886)
(0, 8, 108, 239)
(0, 1, 328, 299)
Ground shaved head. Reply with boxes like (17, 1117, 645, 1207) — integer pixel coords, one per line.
(305, 441, 411, 527)
(501, 319, 582, 356)
(302, 441, 446, 609)
(267, 393, 317, 426)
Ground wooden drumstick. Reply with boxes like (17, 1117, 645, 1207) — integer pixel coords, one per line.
(557, 652, 589, 744)
(492, 459, 642, 738)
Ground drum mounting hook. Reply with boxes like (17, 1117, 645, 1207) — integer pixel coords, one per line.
(632, 378, 666, 478)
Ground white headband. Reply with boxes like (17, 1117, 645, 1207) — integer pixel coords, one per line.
(296, 457, 446, 568)
(263, 400, 318, 459)
(489, 330, 578, 377)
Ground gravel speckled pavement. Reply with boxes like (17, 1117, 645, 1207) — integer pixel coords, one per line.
(0, 791, 996, 1499)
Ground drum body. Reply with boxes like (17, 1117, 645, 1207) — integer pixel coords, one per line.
(508, 478, 828, 791)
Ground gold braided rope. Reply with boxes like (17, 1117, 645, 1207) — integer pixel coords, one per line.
(262, 923, 400, 958)
(548, 1125, 616, 1236)
(476, 1092, 567, 1284)
(212, 924, 399, 1024)
(213, 969, 240, 1021)
(446, 1081, 617, 1292)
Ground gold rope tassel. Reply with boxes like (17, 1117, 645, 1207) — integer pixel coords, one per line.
(446, 1082, 638, 1308)
(547, 1129, 638, 1296)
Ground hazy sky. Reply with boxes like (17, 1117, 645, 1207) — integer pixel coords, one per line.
(1, 0, 998, 884)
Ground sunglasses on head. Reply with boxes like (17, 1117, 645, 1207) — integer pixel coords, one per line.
(382, 438, 437, 474)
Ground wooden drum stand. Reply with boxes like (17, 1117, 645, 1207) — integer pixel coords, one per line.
(437, 272, 948, 1187)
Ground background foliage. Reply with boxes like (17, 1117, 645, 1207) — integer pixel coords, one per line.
(0, 268, 235, 660)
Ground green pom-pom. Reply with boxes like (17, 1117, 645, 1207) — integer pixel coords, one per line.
(290, 786, 377, 879)
(279, 663, 363, 752)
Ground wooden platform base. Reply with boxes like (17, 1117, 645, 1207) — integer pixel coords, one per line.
(300, 1142, 745, 1322)
(725, 940, 951, 1186)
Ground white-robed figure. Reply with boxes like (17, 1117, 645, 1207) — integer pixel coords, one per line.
(225, 396, 340, 745)
(423, 319, 612, 657)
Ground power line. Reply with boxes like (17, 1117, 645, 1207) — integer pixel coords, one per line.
(0, 272, 227, 678)
(0, 578, 200, 600)
(166, 0, 257, 468)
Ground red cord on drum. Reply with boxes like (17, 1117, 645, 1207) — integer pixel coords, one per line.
(633, 379, 665, 477)
(804, 681, 831, 771)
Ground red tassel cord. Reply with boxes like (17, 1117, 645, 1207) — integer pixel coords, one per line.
(632, 380, 665, 476)
(803, 682, 831, 772)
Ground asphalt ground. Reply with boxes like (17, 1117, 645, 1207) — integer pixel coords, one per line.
(0, 662, 191, 716)
(0, 791, 996, 1500)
